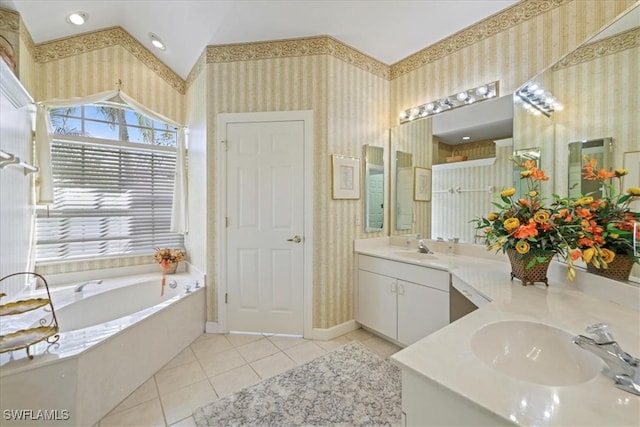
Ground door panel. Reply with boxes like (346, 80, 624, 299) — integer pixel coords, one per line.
(226, 120, 305, 334)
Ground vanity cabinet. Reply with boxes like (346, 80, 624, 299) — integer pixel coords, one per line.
(357, 255, 449, 346)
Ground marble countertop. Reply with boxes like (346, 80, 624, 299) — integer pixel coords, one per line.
(355, 237, 640, 427)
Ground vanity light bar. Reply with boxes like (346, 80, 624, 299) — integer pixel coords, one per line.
(515, 83, 563, 117)
(399, 81, 499, 124)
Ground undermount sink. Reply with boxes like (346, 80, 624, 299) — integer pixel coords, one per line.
(391, 251, 437, 261)
(471, 320, 602, 386)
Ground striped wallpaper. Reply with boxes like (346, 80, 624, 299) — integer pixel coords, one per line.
(1, 0, 637, 329)
(205, 54, 390, 328)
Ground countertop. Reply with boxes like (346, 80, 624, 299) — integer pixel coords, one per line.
(355, 237, 640, 427)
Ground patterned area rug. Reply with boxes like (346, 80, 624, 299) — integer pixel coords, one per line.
(193, 341, 401, 426)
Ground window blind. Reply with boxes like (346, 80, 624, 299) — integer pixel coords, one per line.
(36, 139, 184, 262)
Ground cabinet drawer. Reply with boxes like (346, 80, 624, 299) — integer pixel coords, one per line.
(358, 254, 449, 292)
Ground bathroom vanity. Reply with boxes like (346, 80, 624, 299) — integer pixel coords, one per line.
(357, 254, 449, 346)
(355, 238, 640, 427)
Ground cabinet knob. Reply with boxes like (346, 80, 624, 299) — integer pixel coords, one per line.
(397, 284, 405, 295)
(390, 282, 397, 292)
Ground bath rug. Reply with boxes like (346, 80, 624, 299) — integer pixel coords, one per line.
(193, 341, 401, 426)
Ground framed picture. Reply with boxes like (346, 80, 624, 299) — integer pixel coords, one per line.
(414, 167, 431, 201)
(331, 154, 360, 199)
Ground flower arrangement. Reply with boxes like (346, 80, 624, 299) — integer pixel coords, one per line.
(153, 248, 185, 268)
(559, 158, 640, 278)
(475, 160, 573, 271)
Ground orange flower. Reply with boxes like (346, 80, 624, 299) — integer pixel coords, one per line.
(518, 198, 530, 207)
(514, 219, 539, 239)
(570, 248, 582, 261)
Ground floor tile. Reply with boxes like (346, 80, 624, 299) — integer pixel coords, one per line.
(99, 398, 165, 427)
(225, 333, 263, 347)
(235, 338, 280, 363)
(361, 335, 401, 358)
(267, 335, 308, 350)
(250, 351, 297, 379)
(198, 347, 247, 378)
(190, 334, 233, 360)
(154, 360, 207, 396)
(108, 377, 158, 415)
(169, 416, 197, 427)
(284, 341, 327, 365)
(160, 379, 217, 425)
(345, 328, 374, 342)
(209, 365, 261, 398)
(314, 335, 353, 352)
(161, 347, 197, 371)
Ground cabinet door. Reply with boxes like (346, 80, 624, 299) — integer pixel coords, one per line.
(397, 280, 449, 346)
(358, 269, 397, 340)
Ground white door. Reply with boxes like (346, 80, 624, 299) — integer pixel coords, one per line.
(226, 120, 305, 335)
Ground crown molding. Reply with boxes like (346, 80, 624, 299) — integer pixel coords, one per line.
(0, 7, 19, 32)
(205, 35, 390, 80)
(390, 0, 569, 80)
(33, 26, 186, 94)
(552, 26, 639, 71)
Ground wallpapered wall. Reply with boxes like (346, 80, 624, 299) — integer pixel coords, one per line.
(1, 0, 636, 329)
(388, 0, 637, 284)
(204, 50, 390, 327)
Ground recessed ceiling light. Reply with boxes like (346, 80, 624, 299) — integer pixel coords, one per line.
(149, 33, 166, 51)
(462, 136, 471, 140)
(66, 12, 88, 26)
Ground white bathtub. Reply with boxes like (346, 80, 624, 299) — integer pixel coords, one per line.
(0, 268, 205, 426)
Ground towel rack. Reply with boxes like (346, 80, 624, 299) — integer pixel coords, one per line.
(0, 150, 39, 175)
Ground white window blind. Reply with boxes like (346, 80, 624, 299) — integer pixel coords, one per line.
(36, 138, 184, 262)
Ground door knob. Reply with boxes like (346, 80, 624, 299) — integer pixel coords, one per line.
(287, 235, 302, 243)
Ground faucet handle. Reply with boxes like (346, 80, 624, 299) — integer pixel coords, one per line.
(586, 323, 616, 344)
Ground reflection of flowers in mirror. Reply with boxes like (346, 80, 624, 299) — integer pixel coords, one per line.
(557, 158, 640, 279)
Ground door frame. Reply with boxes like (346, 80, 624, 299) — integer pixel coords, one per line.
(216, 110, 314, 338)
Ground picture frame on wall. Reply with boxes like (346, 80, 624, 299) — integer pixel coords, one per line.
(331, 154, 360, 199)
(414, 167, 431, 201)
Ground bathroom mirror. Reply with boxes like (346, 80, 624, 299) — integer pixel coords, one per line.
(512, 5, 639, 282)
(568, 138, 613, 199)
(363, 144, 385, 232)
(395, 150, 413, 230)
(512, 147, 541, 199)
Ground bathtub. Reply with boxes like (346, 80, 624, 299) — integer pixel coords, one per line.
(0, 268, 205, 426)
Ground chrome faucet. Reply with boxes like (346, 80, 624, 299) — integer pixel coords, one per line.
(573, 323, 640, 395)
(417, 239, 433, 254)
(74, 279, 103, 292)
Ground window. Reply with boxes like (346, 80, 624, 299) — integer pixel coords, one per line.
(36, 103, 183, 262)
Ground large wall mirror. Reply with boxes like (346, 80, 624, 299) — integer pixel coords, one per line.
(395, 150, 413, 230)
(568, 138, 614, 199)
(512, 4, 639, 282)
(363, 144, 385, 232)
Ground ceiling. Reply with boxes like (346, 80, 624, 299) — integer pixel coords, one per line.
(0, 0, 519, 79)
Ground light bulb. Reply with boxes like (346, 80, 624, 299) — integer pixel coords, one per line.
(67, 12, 88, 25)
(476, 85, 488, 96)
(457, 92, 468, 102)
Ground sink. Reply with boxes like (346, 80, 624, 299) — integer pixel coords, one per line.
(470, 320, 602, 386)
(391, 251, 437, 261)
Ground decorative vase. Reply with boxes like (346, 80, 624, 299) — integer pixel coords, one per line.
(161, 262, 179, 275)
(586, 254, 634, 281)
(507, 249, 552, 286)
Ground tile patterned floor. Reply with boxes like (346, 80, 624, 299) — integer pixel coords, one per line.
(97, 328, 401, 426)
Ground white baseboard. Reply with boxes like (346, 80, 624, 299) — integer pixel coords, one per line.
(205, 322, 220, 333)
(311, 319, 359, 341)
